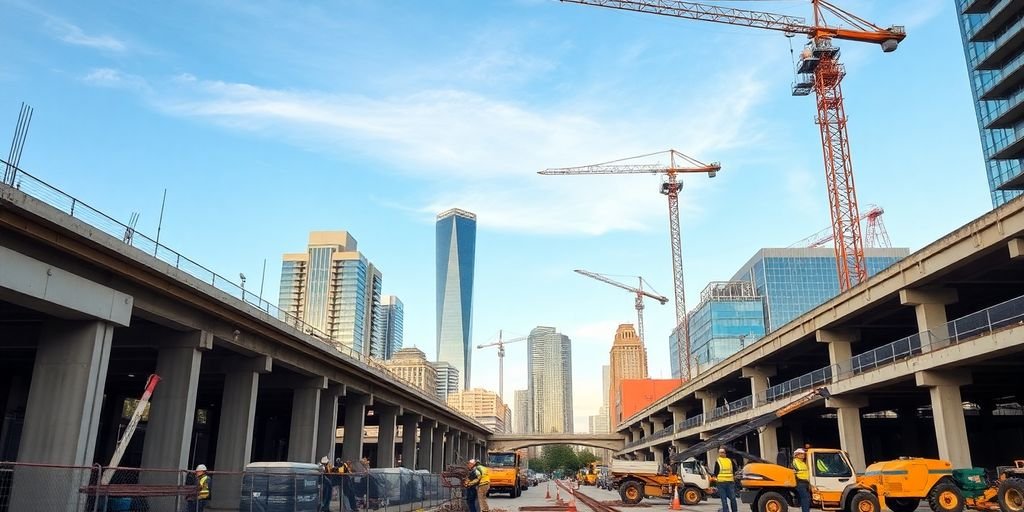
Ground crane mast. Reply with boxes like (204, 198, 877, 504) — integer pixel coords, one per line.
(476, 330, 528, 404)
(559, 0, 905, 291)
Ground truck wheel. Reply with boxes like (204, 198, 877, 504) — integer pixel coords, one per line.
(620, 481, 644, 505)
(757, 491, 789, 512)
(928, 481, 965, 512)
(848, 492, 880, 512)
(998, 478, 1024, 512)
(682, 486, 702, 506)
(886, 498, 920, 512)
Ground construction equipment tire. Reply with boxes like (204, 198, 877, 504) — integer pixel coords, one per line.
(620, 481, 644, 505)
(849, 492, 880, 512)
(682, 485, 702, 506)
(757, 491, 789, 512)
(886, 498, 920, 512)
(928, 481, 965, 512)
(998, 478, 1024, 512)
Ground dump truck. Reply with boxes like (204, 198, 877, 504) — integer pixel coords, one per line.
(486, 450, 526, 498)
(580, 462, 600, 486)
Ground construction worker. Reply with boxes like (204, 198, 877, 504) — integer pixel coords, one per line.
(320, 457, 334, 512)
(792, 449, 811, 512)
(338, 459, 357, 512)
(466, 458, 491, 512)
(804, 444, 829, 474)
(194, 464, 211, 512)
(464, 459, 480, 512)
(713, 447, 738, 512)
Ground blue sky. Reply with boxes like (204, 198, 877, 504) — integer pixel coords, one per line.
(0, 0, 991, 431)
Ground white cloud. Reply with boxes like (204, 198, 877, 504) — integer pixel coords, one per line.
(81, 68, 148, 92)
(45, 18, 126, 52)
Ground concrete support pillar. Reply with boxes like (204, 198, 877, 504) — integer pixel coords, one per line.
(288, 377, 327, 463)
(699, 432, 717, 466)
(743, 366, 776, 405)
(651, 446, 664, 465)
(631, 426, 642, 443)
(444, 430, 456, 466)
(141, 331, 211, 472)
(432, 425, 447, 473)
(211, 356, 270, 510)
(669, 405, 685, 430)
(901, 288, 958, 342)
(642, 419, 653, 437)
(759, 422, 780, 462)
(651, 416, 666, 433)
(460, 435, 470, 464)
(316, 385, 343, 462)
(401, 414, 420, 469)
(342, 394, 371, 463)
(418, 420, 435, 471)
(827, 395, 868, 472)
(376, 405, 399, 468)
(917, 370, 972, 468)
(816, 329, 857, 378)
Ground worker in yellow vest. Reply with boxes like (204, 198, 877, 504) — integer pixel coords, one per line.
(713, 447, 738, 512)
(466, 459, 491, 512)
(792, 448, 811, 512)
(194, 464, 211, 512)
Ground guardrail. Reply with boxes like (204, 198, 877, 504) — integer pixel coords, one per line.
(0, 159, 479, 426)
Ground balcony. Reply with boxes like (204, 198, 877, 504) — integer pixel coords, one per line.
(969, 1, 1024, 42)
(960, 0, 999, 15)
(975, 16, 1024, 70)
(992, 131, 1024, 160)
(984, 89, 1024, 128)
(979, 52, 1024, 101)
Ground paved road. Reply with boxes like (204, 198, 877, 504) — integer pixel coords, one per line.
(487, 482, 721, 512)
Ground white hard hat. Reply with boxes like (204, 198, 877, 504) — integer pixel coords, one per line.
(196, 464, 208, 471)
(468, 459, 477, 465)
(321, 456, 330, 464)
(794, 448, 806, 455)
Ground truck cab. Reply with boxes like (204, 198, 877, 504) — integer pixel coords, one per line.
(486, 451, 525, 498)
(739, 449, 878, 512)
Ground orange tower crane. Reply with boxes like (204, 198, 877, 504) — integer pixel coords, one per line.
(560, 0, 906, 291)
(476, 330, 528, 405)
(792, 204, 890, 249)
(540, 149, 721, 378)
(574, 269, 669, 344)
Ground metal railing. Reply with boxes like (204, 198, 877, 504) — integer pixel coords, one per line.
(652, 426, 673, 440)
(0, 160, 478, 426)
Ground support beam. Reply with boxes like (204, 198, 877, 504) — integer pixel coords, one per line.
(916, 370, 972, 468)
(816, 329, 857, 375)
(759, 422, 779, 463)
(900, 288, 958, 341)
(699, 432, 717, 466)
(401, 414, 421, 469)
(316, 385, 343, 462)
(742, 366, 776, 405)
(342, 394, 371, 463)
(432, 425, 447, 473)
(418, 420, 435, 471)
(1009, 238, 1024, 260)
(376, 405, 399, 468)
(444, 430, 456, 466)
(288, 377, 328, 463)
(210, 356, 269, 510)
(827, 395, 868, 472)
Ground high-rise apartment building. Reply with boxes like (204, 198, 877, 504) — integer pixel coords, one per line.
(687, 281, 767, 376)
(514, 389, 530, 434)
(432, 362, 460, 403)
(436, 208, 477, 390)
(278, 231, 384, 355)
(447, 388, 512, 433)
(955, 2, 1024, 207)
(381, 295, 404, 359)
(380, 347, 437, 396)
(588, 365, 611, 434)
(608, 324, 647, 430)
(527, 326, 573, 434)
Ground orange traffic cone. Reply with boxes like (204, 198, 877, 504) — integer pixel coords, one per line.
(568, 493, 577, 512)
(546, 483, 551, 499)
(670, 486, 682, 510)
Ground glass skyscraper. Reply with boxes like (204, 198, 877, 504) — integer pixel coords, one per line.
(436, 208, 477, 390)
(381, 295, 404, 360)
(956, 1, 1024, 207)
(686, 281, 767, 376)
(527, 326, 573, 434)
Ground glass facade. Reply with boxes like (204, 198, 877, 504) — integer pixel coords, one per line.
(955, 1, 1024, 207)
(304, 246, 334, 331)
(381, 295, 404, 360)
(278, 259, 304, 323)
(527, 326, 573, 434)
(436, 209, 477, 390)
(331, 257, 368, 354)
(687, 297, 766, 376)
(367, 268, 385, 358)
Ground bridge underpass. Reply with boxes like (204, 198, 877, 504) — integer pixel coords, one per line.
(487, 434, 626, 453)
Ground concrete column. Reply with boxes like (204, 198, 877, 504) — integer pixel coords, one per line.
(699, 432, 717, 465)
(917, 370, 972, 468)
(651, 446, 664, 465)
(376, 405, 399, 468)
(316, 385, 343, 462)
(418, 420, 435, 471)
(743, 365, 776, 405)
(827, 395, 868, 472)
(401, 414, 420, 469)
(342, 393, 371, 463)
(642, 419, 654, 437)
(444, 430, 456, 466)
(669, 405, 686, 430)
(759, 422, 780, 462)
(901, 288, 958, 342)
(460, 435, 470, 464)
(651, 416, 666, 433)
(432, 425, 447, 472)
(211, 356, 270, 510)
(288, 377, 327, 463)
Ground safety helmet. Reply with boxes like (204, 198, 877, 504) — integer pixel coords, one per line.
(196, 464, 208, 472)
(794, 448, 806, 455)
(468, 459, 477, 465)
(321, 456, 330, 464)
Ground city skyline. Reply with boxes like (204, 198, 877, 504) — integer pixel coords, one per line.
(0, 0, 992, 431)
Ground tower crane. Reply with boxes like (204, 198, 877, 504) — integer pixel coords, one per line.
(559, 0, 906, 292)
(791, 205, 890, 249)
(574, 269, 668, 344)
(476, 330, 528, 405)
(540, 149, 721, 379)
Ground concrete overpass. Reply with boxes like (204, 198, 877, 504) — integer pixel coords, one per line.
(614, 195, 1024, 473)
(0, 168, 491, 510)
(488, 433, 626, 452)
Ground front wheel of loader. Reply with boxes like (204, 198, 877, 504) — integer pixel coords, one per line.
(998, 478, 1024, 512)
(886, 498, 920, 512)
(757, 491, 789, 512)
(620, 481, 644, 505)
(848, 492, 880, 512)
(928, 481, 965, 512)
(682, 486, 702, 506)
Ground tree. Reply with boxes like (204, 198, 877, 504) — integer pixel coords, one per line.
(542, 444, 581, 473)
(578, 449, 599, 466)
(528, 458, 547, 473)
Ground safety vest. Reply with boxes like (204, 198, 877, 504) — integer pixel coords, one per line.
(717, 457, 734, 482)
(477, 465, 491, 485)
(198, 474, 211, 500)
(792, 459, 810, 481)
(816, 458, 829, 473)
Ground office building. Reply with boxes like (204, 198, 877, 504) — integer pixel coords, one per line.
(730, 248, 908, 332)
(955, 2, 1024, 207)
(616, 379, 682, 423)
(447, 388, 512, 433)
(436, 208, 477, 390)
(432, 362, 460, 403)
(608, 324, 647, 430)
(687, 281, 767, 376)
(527, 326, 573, 433)
(514, 389, 530, 434)
(380, 347, 437, 396)
(381, 295, 404, 359)
(278, 231, 384, 355)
